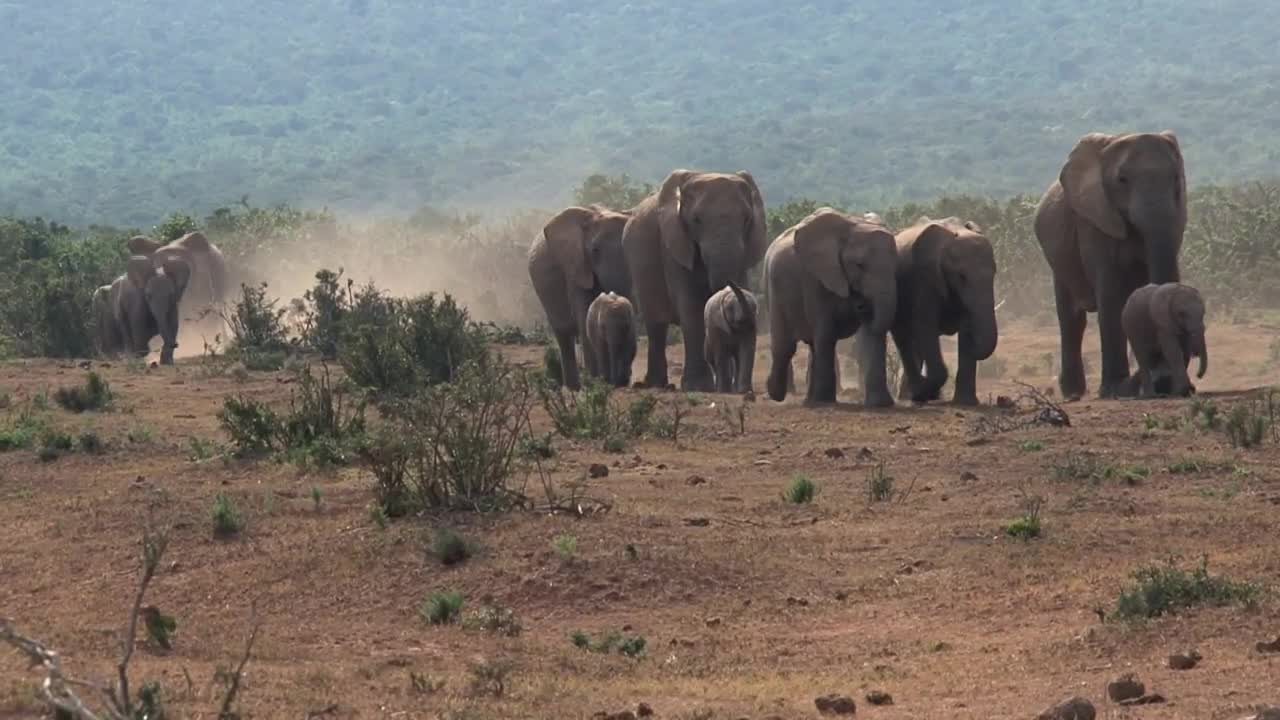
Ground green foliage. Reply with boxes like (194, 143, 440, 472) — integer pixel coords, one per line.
(1018, 439, 1044, 452)
(300, 268, 351, 360)
(153, 213, 198, 243)
(1224, 396, 1272, 449)
(212, 494, 244, 538)
(339, 289, 488, 399)
(516, 433, 555, 460)
(572, 174, 652, 210)
(1112, 558, 1262, 621)
(37, 428, 73, 462)
(77, 430, 104, 454)
(1188, 397, 1222, 430)
(429, 528, 473, 567)
(0, 407, 51, 451)
(359, 358, 535, 516)
(217, 395, 280, 456)
(421, 591, 465, 625)
(1004, 495, 1044, 540)
(552, 533, 578, 562)
(144, 607, 178, 650)
(226, 282, 292, 357)
(782, 474, 818, 504)
(53, 371, 112, 412)
(542, 345, 563, 388)
(570, 629, 646, 657)
(462, 603, 522, 637)
(539, 378, 655, 450)
(865, 462, 895, 502)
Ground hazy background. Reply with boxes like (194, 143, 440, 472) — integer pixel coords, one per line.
(2, 1, 1278, 226)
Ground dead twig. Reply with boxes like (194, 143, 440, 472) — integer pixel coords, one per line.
(970, 380, 1070, 434)
(217, 607, 261, 720)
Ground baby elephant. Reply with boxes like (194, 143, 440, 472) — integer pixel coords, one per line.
(585, 291, 637, 387)
(1121, 282, 1207, 397)
(703, 281, 758, 393)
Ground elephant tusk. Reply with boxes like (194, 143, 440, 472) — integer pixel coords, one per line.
(993, 297, 1007, 313)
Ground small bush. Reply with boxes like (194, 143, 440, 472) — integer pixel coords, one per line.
(569, 629, 647, 657)
(1103, 463, 1151, 486)
(430, 528, 473, 566)
(212, 493, 244, 538)
(467, 657, 514, 698)
(53, 371, 112, 412)
(310, 485, 323, 511)
(127, 423, 153, 444)
(1112, 558, 1262, 621)
(77, 430, 104, 454)
(1018, 439, 1044, 452)
(188, 436, 220, 461)
(218, 395, 280, 456)
(782, 474, 818, 504)
(570, 630, 590, 649)
(1188, 397, 1221, 430)
(1004, 494, 1043, 540)
(226, 282, 292, 356)
(516, 433, 555, 460)
(866, 462, 895, 502)
(37, 428, 73, 462)
(462, 603, 522, 636)
(1225, 401, 1268, 448)
(542, 345, 563, 388)
(299, 268, 352, 360)
(540, 379, 656, 449)
(240, 349, 287, 372)
(421, 591, 466, 625)
(553, 533, 578, 561)
(0, 409, 49, 451)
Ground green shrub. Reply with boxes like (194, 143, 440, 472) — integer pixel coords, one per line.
(782, 474, 818, 504)
(212, 494, 244, 538)
(300, 268, 352, 359)
(866, 462, 895, 502)
(226, 282, 292, 356)
(462, 603, 522, 636)
(429, 528, 473, 566)
(421, 591, 465, 625)
(1225, 401, 1269, 448)
(53, 371, 113, 412)
(553, 533, 578, 561)
(539, 378, 655, 450)
(77, 430, 104, 454)
(542, 345, 563, 388)
(1112, 558, 1262, 621)
(218, 395, 281, 456)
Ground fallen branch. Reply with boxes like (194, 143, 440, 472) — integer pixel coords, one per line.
(217, 608, 261, 720)
(970, 381, 1070, 434)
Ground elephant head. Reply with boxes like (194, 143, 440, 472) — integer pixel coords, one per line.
(793, 208, 898, 334)
(543, 205, 633, 298)
(658, 170, 767, 291)
(922, 218, 999, 361)
(127, 255, 191, 365)
(1060, 131, 1187, 283)
(1155, 284, 1208, 379)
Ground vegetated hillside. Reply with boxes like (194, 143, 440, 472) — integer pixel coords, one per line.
(2, 0, 1278, 225)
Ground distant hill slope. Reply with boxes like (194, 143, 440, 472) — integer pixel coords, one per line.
(2, 0, 1278, 225)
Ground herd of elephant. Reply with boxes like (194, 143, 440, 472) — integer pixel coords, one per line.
(92, 233, 229, 365)
(529, 130, 1209, 407)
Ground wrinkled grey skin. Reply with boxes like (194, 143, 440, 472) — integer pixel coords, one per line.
(128, 231, 228, 336)
(703, 281, 758, 393)
(100, 256, 192, 365)
(764, 208, 898, 407)
(529, 205, 634, 389)
(1121, 282, 1207, 397)
(622, 169, 767, 391)
(1035, 131, 1187, 400)
(891, 217, 999, 406)
(584, 291, 637, 388)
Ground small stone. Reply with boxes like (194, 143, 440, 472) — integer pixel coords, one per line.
(960, 470, 978, 482)
(996, 395, 1015, 408)
(1119, 694, 1165, 706)
(589, 463, 610, 478)
(966, 437, 990, 446)
(657, 463, 667, 470)
(824, 447, 845, 459)
(1106, 674, 1145, 703)
(834, 591, 848, 601)
(683, 517, 710, 527)
(857, 447, 874, 459)
(753, 459, 772, 466)
(814, 693, 856, 715)
(1256, 636, 1280, 653)
(1168, 649, 1201, 669)
(637, 704, 654, 717)
(704, 616, 722, 627)
(1037, 696, 1096, 720)
(786, 596, 810, 607)
(865, 690, 893, 706)
(686, 475, 708, 486)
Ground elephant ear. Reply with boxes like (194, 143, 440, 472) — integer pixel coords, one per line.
(543, 206, 598, 290)
(1060, 133, 1127, 238)
(163, 258, 192, 296)
(175, 231, 213, 252)
(794, 209, 853, 298)
(126, 255, 157, 288)
(736, 170, 768, 268)
(658, 169, 696, 270)
(128, 235, 163, 256)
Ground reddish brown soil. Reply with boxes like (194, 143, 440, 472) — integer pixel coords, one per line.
(2, 318, 1279, 719)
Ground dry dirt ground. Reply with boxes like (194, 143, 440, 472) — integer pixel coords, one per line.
(2, 317, 1279, 719)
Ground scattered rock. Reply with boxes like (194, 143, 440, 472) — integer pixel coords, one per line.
(966, 437, 990, 446)
(592, 712, 636, 720)
(1168, 649, 1201, 669)
(834, 590, 849, 601)
(683, 517, 710, 527)
(589, 463, 610, 478)
(1118, 693, 1165, 706)
(889, 425, 911, 434)
(786, 596, 810, 607)
(865, 690, 893, 706)
(753, 459, 772, 466)
(637, 703, 654, 717)
(1237, 708, 1280, 720)
(657, 463, 667, 470)
(743, 390, 755, 402)
(897, 560, 929, 575)
(624, 544, 638, 560)
(1037, 696, 1096, 720)
(856, 447, 874, 459)
(704, 616, 722, 628)
(1106, 674, 1145, 703)
(996, 395, 1015, 408)
(814, 694, 856, 715)
(1256, 636, 1280, 653)
(959, 470, 978, 482)
(686, 475, 708, 486)
(824, 447, 845, 459)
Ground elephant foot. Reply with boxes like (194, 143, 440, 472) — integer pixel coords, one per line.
(864, 388, 896, 409)
(642, 374, 669, 389)
(802, 397, 838, 409)
(766, 374, 788, 402)
(951, 393, 979, 407)
(1098, 378, 1139, 399)
(680, 373, 715, 393)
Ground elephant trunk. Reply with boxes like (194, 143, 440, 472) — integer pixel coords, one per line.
(867, 284, 897, 336)
(1133, 203, 1183, 284)
(700, 230, 747, 297)
(1195, 333, 1208, 378)
(967, 289, 999, 361)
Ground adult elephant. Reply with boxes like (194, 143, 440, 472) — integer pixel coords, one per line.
(99, 256, 191, 365)
(891, 217, 998, 406)
(528, 204, 633, 390)
(623, 169, 767, 391)
(1035, 131, 1187, 400)
(764, 208, 898, 407)
(128, 231, 229, 334)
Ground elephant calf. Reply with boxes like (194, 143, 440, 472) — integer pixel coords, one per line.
(703, 281, 758, 393)
(1121, 282, 1207, 397)
(585, 291, 638, 388)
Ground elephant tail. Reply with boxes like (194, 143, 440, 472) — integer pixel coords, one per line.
(1196, 338, 1208, 378)
(726, 280, 756, 332)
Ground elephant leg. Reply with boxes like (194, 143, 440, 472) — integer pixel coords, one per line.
(952, 331, 979, 406)
(643, 323, 669, 388)
(1053, 278, 1087, 400)
(596, 340, 612, 386)
(713, 349, 734, 393)
(677, 299, 714, 393)
(1157, 332, 1191, 397)
(554, 330, 581, 390)
(767, 335, 797, 402)
(1096, 273, 1139, 398)
(858, 327, 895, 408)
(892, 330, 922, 401)
(912, 326, 948, 403)
(734, 338, 756, 394)
(807, 322, 839, 405)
